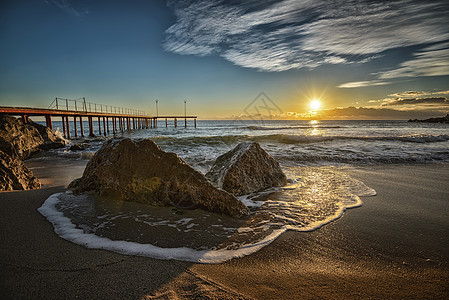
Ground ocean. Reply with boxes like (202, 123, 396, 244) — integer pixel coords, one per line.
(35, 119, 449, 263)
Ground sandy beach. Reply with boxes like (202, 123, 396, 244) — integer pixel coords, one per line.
(1, 162, 448, 299)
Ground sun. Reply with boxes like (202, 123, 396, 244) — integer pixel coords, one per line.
(310, 99, 321, 110)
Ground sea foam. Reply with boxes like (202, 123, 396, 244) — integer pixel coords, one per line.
(38, 193, 285, 263)
(38, 166, 376, 263)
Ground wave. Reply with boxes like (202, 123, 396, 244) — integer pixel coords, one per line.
(152, 133, 449, 146)
(244, 125, 342, 130)
(275, 152, 449, 165)
(264, 133, 449, 144)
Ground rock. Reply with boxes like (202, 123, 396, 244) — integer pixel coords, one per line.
(69, 139, 249, 217)
(28, 120, 66, 150)
(206, 142, 287, 196)
(69, 142, 90, 151)
(0, 115, 67, 191)
(0, 115, 66, 159)
(0, 115, 43, 159)
(408, 114, 449, 123)
(0, 150, 41, 191)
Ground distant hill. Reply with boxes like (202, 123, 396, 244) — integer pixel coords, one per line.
(408, 114, 449, 124)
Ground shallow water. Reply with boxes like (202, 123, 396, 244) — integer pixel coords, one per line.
(39, 165, 375, 263)
(35, 119, 448, 262)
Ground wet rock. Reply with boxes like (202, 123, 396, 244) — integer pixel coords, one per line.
(206, 142, 287, 196)
(0, 115, 43, 159)
(0, 150, 41, 191)
(69, 139, 249, 217)
(69, 142, 90, 151)
(28, 120, 66, 150)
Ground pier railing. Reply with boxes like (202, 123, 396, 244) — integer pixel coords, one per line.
(48, 97, 146, 116)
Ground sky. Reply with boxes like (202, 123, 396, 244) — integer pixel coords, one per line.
(1, 0, 448, 119)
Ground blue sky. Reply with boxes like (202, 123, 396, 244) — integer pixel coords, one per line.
(1, 0, 448, 119)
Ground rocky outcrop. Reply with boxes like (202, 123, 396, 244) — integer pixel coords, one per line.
(408, 114, 449, 123)
(0, 115, 66, 159)
(69, 142, 90, 151)
(0, 150, 41, 191)
(206, 142, 287, 196)
(69, 139, 249, 217)
(0, 115, 43, 159)
(0, 115, 66, 191)
(28, 120, 66, 150)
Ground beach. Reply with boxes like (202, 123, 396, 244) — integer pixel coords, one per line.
(1, 162, 448, 299)
(2, 0, 449, 297)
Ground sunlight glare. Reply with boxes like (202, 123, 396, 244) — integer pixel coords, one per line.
(310, 99, 321, 110)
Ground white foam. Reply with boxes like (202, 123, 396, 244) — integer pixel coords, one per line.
(38, 193, 285, 264)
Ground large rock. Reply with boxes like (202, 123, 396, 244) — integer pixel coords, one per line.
(0, 150, 41, 191)
(0, 115, 66, 191)
(28, 120, 66, 150)
(0, 115, 66, 159)
(0, 115, 43, 159)
(206, 142, 287, 196)
(68, 139, 249, 217)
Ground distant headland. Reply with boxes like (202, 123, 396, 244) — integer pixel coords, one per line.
(408, 114, 449, 123)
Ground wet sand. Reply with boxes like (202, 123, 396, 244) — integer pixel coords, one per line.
(1, 163, 448, 299)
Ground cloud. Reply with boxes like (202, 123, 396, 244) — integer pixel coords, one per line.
(379, 43, 449, 79)
(388, 91, 428, 97)
(164, 0, 449, 72)
(388, 90, 449, 97)
(321, 106, 448, 119)
(45, 0, 88, 17)
(382, 97, 449, 106)
(337, 80, 390, 88)
(339, 42, 449, 87)
(282, 106, 448, 120)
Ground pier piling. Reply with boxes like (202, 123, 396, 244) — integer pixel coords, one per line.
(73, 116, 77, 137)
(45, 115, 53, 129)
(65, 116, 70, 139)
(62, 116, 66, 138)
(79, 116, 84, 137)
(88, 116, 94, 137)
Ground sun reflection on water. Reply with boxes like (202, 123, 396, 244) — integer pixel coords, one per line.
(307, 120, 321, 136)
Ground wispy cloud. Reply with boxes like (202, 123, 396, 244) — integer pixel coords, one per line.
(379, 43, 449, 79)
(388, 91, 428, 97)
(338, 80, 390, 89)
(382, 97, 449, 106)
(45, 0, 88, 17)
(388, 90, 449, 97)
(164, 0, 449, 73)
(321, 106, 447, 119)
(339, 42, 449, 87)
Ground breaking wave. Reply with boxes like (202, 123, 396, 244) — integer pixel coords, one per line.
(151, 133, 449, 145)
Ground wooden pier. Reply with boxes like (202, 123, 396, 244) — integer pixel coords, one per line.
(0, 98, 197, 139)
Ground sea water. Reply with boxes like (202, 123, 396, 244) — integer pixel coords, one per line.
(36, 119, 449, 263)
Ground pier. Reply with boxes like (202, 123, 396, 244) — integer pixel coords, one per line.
(0, 98, 197, 139)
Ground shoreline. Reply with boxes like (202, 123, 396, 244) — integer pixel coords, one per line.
(1, 163, 448, 298)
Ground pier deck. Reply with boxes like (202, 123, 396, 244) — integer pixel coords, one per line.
(0, 104, 197, 139)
